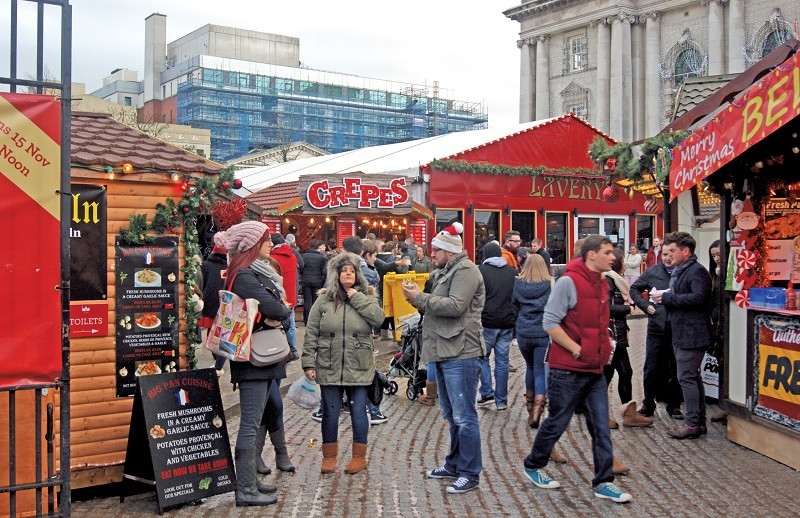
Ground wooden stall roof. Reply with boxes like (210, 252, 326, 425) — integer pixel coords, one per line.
(71, 112, 223, 174)
(247, 180, 300, 211)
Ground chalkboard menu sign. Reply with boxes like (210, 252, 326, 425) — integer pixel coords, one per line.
(121, 369, 235, 513)
(115, 237, 180, 397)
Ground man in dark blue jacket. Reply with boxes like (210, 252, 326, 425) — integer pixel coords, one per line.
(653, 232, 712, 439)
(476, 242, 517, 410)
(630, 255, 684, 418)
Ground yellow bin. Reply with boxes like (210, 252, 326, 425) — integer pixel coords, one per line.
(383, 272, 429, 341)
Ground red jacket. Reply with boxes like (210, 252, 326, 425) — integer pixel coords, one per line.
(547, 258, 612, 374)
(645, 246, 662, 267)
(270, 244, 298, 307)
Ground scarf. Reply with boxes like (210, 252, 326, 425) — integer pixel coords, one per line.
(604, 269, 630, 302)
(249, 259, 286, 301)
(670, 254, 697, 291)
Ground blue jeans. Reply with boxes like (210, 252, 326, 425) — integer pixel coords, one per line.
(211, 352, 227, 371)
(427, 362, 436, 382)
(286, 310, 298, 355)
(479, 328, 513, 405)
(524, 368, 613, 487)
(320, 385, 369, 444)
(236, 380, 270, 449)
(517, 336, 549, 395)
(435, 357, 482, 481)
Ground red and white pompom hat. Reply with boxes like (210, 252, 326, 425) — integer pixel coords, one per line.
(431, 222, 464, 253)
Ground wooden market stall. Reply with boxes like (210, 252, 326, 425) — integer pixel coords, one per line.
(668, 42, 800, 469)
(63, 112, 227, 488)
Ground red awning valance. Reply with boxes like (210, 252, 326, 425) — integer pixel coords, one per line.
(670, 53, 800, 197)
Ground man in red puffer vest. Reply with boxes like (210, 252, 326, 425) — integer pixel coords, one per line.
(522, 235, 633, 504)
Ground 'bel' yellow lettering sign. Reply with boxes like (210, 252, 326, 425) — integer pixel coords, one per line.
(759, 344, 800, 405)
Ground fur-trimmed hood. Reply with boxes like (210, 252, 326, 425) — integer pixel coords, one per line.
(319, 252, 376, 300)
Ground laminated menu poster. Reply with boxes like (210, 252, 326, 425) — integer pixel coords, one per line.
(764, 199, 800, 283)
(121, 369, 235, 513)
(115, 237, 180, 397)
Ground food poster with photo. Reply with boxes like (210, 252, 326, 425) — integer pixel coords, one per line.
(116, 237, 180, 397)
(763, 199, 800, 283)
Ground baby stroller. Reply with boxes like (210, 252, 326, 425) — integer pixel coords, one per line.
(386, 313, 427, 400)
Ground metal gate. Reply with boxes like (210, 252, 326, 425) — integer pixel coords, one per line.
(1, 0, 72, 516)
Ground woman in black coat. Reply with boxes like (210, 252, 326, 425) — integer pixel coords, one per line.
(223, 221, 293, 507)
(200, 233, 229, 375)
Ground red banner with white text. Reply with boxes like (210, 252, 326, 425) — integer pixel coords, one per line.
(0, 94, 62, 386)
(670, 53, 800, 197)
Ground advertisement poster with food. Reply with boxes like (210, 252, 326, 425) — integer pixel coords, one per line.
(116, 237, 180, 397)
(754, 315, 800, 430)
(122, 369, 235, 512)
(764, 199, 800, 283)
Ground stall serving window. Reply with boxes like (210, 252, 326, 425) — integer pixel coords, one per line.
(435, 209, 464, 233)
(511, 210, 537, 246)
(636, 215, 655, 252)
(474, 210, 499, 262)
(545, 212, 568, 265)
(576, 215, 627, 251)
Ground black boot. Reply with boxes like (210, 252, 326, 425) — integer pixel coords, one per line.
(235, 448, 277, 506)
(254, 426, 272, 475)
(270, 428, 296, 472)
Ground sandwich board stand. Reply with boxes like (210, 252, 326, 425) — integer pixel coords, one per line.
(120, 368, 235, 514)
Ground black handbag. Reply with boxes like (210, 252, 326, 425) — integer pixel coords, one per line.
(368, 370, 390, 406)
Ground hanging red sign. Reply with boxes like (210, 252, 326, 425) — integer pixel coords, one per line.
(670, 54, 800, 197)
(336, 217, 356, 249)
(260, 216, 282, 235)
(0, 93, 62, 387)
(70, 302, 109, 338)
(302, 176, 410, 211)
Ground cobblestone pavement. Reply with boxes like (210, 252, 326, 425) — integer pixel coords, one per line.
(73, 316, 800, 517)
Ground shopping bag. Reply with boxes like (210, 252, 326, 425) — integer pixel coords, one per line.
(286, 375, 321, 409)
(204, 290, 260, 362)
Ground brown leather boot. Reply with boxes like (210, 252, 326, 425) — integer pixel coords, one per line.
(609, 417, 619, 429)
(621, 401, 654, 427)
(612, 455, 630, 475)
(321, 442, 338, 474)
(549, 446, 567, 464)
(530, 394, 546, 429)
(418, 381, 438, 406)
(344, 442, 368, 474)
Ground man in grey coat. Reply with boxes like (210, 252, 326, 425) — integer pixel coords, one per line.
(402, 222, 485, 495)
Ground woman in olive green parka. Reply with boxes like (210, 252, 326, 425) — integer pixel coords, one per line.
(301, 252, 384, 474)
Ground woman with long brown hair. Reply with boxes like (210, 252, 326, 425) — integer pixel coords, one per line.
(223, 221, 292, 507)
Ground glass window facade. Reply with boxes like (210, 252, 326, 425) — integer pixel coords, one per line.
(180, 68, 488, 161)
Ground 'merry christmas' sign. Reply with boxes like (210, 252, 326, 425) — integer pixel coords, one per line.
(670, 54, 800, 197)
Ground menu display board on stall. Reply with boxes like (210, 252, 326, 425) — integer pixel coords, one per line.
(764, 198, 800, 283)
(754, 314, 800, 431)
(336, 217, 356, 248)
(115, 237, 180, 397)
(121, 369, 235, 513)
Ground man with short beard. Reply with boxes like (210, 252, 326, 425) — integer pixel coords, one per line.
(401, 222, 485, 495)
(502, 231, 522, 271)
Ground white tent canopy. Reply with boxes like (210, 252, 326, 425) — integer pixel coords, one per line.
(235, 119, 552, 194)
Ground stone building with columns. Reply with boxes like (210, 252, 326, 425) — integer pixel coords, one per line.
(505, 0, 799, 141)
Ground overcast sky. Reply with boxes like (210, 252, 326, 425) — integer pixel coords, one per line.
(2, 0, 523, 127)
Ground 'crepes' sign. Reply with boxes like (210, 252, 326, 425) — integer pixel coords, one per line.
(301, 175, 410, 212)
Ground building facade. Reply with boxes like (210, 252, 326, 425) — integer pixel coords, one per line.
(505, 0, 799, 140)
(92, 14, 488, 163)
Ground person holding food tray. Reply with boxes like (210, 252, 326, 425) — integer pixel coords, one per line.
(224, 221, 293, 507)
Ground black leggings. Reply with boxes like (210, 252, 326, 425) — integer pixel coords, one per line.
(604, 346, 633, 405)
